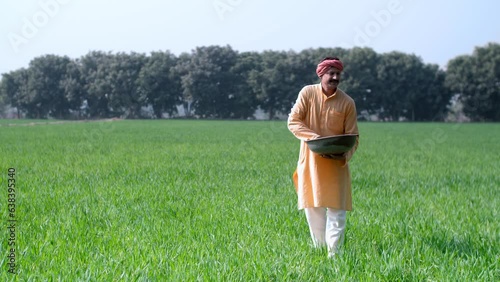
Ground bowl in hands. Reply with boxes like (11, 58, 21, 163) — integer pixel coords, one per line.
(305, 134, 358, 155)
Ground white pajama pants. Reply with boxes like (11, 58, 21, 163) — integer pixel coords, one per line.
(304, 207, 346, 256)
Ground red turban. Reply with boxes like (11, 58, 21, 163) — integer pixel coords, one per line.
(316, 59, 344, 77)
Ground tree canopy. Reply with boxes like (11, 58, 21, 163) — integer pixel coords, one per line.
(445, 43, 500, 121)
(1, 43, 499, 121)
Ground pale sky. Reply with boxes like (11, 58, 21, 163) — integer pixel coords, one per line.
(1, 0, 498, 74)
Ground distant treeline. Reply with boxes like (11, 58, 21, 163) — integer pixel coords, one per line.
(0, 43, 498, 121)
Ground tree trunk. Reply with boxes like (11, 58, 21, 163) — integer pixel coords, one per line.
(268, 106, 274, 120)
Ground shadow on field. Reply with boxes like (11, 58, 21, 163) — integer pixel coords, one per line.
(424, 232, 478, 258)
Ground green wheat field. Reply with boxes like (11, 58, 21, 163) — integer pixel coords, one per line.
(1, 120, 499, 281)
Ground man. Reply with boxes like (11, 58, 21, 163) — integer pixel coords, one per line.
(287, 56, 359, 257)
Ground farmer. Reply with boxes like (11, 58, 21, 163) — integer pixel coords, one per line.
(287, 56, 359, 257)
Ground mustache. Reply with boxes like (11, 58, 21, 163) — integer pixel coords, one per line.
(329, 79, 339, 83)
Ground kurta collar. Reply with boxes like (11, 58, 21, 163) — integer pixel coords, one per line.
(318, 83, 338, 100)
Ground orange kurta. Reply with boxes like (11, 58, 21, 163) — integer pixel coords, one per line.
(288, 84, 359, 210)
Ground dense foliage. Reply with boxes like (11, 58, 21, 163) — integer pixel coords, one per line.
(1, 43, 498, 121)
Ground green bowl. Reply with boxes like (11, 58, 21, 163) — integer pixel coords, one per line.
(305, 134, 358, 154)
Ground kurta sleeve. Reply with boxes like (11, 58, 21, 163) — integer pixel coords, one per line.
(288, 87, 321, 141)
(343, 99, 359, 163)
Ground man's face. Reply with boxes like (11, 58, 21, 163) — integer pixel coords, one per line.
(320, 67, 342, 91)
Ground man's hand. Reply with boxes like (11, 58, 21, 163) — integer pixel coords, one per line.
(320, 153, 346, 160)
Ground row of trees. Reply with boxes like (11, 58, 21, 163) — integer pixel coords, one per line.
(1, 43, 498, 121)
